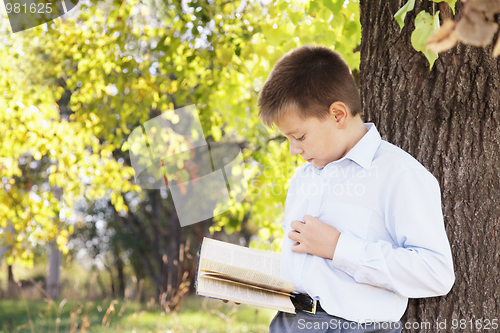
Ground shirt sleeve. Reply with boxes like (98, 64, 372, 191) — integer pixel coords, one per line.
(330, 169, 455, 298)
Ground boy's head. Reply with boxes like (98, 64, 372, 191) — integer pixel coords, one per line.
(257, 44, 361, 129)
(257, 45, 365, 169)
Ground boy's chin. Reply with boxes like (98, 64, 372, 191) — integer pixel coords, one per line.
(310, 160, 324, 169)
(303, 158, 325, 169)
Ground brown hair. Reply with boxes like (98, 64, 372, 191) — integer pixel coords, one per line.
(257, 44, 361, 129)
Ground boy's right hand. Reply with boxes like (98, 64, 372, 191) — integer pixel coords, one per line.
(222, 299, 241, 305)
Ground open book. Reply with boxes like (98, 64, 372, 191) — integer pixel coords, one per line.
(195, 237, 296, 313)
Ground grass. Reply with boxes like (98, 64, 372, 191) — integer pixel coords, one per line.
(0, 294, 277, 333)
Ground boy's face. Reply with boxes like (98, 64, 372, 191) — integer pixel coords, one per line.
(276, 105, 349, 169)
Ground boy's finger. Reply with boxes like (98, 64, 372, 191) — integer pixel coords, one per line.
(222, 299, 240, 305)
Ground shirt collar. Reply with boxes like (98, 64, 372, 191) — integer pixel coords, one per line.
(304, 123, 381, 172)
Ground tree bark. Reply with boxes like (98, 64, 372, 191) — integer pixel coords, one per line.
(359, 0, 500, 331)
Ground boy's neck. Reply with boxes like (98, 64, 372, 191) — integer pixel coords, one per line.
(339, 115, 369, 160)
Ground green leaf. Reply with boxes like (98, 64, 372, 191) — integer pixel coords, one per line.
(317, 7, 333, 22)
(215, 44, 234, 65)
(394, 0, 416, 31)
(211, 125, 222, 141)
(307, 0, 322, 16)
(322, 0, 343, 14)
(411, 11, 440, 69)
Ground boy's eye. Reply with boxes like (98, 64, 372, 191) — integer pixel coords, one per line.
(295, 135, 305, 142)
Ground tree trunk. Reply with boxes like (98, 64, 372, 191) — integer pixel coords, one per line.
(6, 264, 17, 298)
(46, 241, 61, 299)
(96, 270, 108, 299)
(359, 0, 500, 331)
(161, 190, 182, 310)
(104, 262, 116, 298)
(8, 264, 13, 282)
(115, 248, 126, 299)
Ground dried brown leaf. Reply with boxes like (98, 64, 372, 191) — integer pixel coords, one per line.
(427, 20, 459, 53)
(493, 37, 500, 57)
(455, 9, 498, 47)
(466, 0, 500, 20)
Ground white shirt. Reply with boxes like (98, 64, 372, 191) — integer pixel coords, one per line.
(280, 123, 455, 323)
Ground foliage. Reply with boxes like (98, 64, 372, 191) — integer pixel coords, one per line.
(395, 0, 500, 68)
(1, 0, 362, 267)
(0, 16, 139, 266)
(411, 10, 440, 68)
(394, 0, 457, 68)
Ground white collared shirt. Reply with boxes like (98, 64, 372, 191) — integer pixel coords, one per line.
(280, 123, 455, 323)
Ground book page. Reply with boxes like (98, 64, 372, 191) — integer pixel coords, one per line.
(199, 237, 282, 277)
(199, 272, 294, 297)
(200, 258, 295, 293)
(195, 237, 296, 313)
(197, 275, 295, 314)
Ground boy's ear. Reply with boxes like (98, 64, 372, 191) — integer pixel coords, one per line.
(329, 102, 349, 129)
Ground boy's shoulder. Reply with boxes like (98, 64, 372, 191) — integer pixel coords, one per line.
(375, 139, 433, 176)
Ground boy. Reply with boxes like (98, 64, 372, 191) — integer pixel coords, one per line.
(257, 45, 455, 332)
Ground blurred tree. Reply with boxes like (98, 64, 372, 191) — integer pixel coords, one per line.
(0, 20, 139, 267)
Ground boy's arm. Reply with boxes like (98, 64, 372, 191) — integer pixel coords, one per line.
(330, 169, 455, 298)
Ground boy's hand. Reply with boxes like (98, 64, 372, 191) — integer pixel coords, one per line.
(288, 214, 341, 260)
(222, 300, 241, 305)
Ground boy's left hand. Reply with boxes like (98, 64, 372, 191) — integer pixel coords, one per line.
(288, 214, 341, 260)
